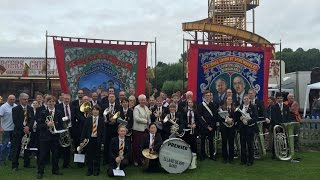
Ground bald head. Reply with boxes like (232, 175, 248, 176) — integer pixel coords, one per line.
(7, 95, 16, 106)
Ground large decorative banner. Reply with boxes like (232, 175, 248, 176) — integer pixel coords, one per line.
(188, 44, 273, 105)
(53, 37, 147, 98)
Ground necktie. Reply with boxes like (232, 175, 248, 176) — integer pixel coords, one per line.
(237, 96, 241, 104)
(119, 139, 124, 151)
(23, 107, 27, 126)
(49, 110, 53, 115)
(245, 106, 248, 112)
(92, 117, 97, 137)
(188, 110, 192, 124)
(65, 104, 70, 118)
(111, 104, 114, 113)
(151, 134, 155, 149)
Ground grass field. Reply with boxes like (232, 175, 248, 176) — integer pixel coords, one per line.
(0, 151, 320, 180)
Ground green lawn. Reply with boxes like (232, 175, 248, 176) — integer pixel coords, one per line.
(0, 152, 320, 180)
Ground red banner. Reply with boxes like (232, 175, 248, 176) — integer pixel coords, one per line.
(53, 38, 147, 98)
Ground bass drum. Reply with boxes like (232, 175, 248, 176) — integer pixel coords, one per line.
(159, 138, 192, 174)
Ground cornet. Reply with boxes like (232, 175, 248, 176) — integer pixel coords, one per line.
(46, 114, 57, 134)
(77, 139, 89, 153)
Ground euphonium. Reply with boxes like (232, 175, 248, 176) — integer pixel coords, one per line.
(80, 102, 92, 118)
(253, 120, 268, 159)
(46, 114, 57, 134)
(59, 116, 71, 147)
(77, 139, 89, 153)
(273, 122, 299, 161)
(235, 107, 252, 125)
(164, 114, 184, 138)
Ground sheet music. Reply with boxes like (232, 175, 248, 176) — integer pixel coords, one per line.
(27, 148, 38, 151)
(113, 169, 125, 176)
(54, 129, 67, 134)
(74, 154, 85, 163)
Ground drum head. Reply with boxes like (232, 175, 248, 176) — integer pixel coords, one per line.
(159, 138, 192, 174)
(142, 149, 159, 159)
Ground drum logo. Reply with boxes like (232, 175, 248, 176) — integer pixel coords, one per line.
(167, 142, 188, 150)
(163, 157, 185, 168)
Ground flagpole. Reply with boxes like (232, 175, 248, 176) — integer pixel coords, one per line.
(45, 30, 48, 93)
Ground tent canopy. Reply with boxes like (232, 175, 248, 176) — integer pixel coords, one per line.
(303, 82, 320, 117)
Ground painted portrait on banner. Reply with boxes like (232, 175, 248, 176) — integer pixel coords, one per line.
(187, 44, 272, 104)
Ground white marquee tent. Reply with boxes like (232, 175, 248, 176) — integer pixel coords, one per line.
(303, 82, 320, 117)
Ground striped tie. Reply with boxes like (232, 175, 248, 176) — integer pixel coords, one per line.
(92, 117, 97, 137)
(119, 139, 124, 151)
(151, 134, 155, 149)
(23, 107, 27, 126)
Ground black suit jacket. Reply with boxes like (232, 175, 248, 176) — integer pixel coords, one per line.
(182, 108, 200, 135)
(109, 136, 131, 167)
(150, 105, 168, 123)
(38, 109, 64, 141)
(81, 116, 105, 144)
(270, 103, 289, 125)
(251, 98, 266, 120)
(12, 105, 35, 135)
(198, 101, 218, 132)
(141, 133, 163, 153)
(56, 103, 75, 128)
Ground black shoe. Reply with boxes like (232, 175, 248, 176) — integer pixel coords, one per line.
(86, 171, 93, 176)
(24, 165, 35, 168)
(210, 156, 217, 161)
(63, 165, 70, 169)
(12, 167, 18, 171)
(52, 171, 63, 175)
(223, 160, 228, 164)
(36, 173, 43, 179)
(228, 160, 234, 164)
(247, 162, 253, 166)
(240, 162, 246, 165)
(93, 172, 99, 176)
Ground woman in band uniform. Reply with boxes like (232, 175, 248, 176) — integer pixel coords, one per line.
(219, 96, 236, 163)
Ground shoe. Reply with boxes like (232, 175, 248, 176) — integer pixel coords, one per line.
(36, 173, 43, 179)
(52, 171, 63, 175)
(63, 165, 70, 169)
(247, 162, 253, 166)
(240, 162, 246, 165)
(228, 160, 234, 164)
(86, 171, 93, 176)
(24, 165, 35, 168)
(134, 162, 138, 166)
(12, 167, 18, 171)
(223, 160, 228, 164)
(210, 156, 217, 161)
(93, 172, 99, 176)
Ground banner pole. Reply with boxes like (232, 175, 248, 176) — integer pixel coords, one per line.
(154, 37, 157, 90)
(182, 34, 185, 93)
(279, 39, 282, 94)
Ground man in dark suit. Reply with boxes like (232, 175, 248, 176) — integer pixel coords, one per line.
(90, 92, 101, 107)
(150, 96, 169, 137)
(270, 93, 289, 159)
(233, 76, 247, 106)
(11, 93, 35, 171)
(107, 125, 131, 177)
(81, 105, 104, 176)
(235, 94, 258, 166)
(248, 88, 266, 120)
(119, 98, 133, 137)
(198, 91, 218, 161)
(55, 94, 74, 168)
(37, 95, 64, 179)
(102, 94, 122, 165)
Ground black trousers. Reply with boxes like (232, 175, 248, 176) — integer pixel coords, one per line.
(37, 139, 59, 175)
(220, 126, 236, 162)
(182, 132, 197, 153)
(86, 138, 101, 173)
(107, 159, 129, 177)
(59, 146, 71, 167)
(103, 124, 117, 163)
(239, 126, 255, 163)
(200, 130, 215, 158)
(11, 132, 31, 168)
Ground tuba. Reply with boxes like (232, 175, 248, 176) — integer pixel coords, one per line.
(77, 139, 89, 153)
(80, 102, 92, 118)
(59, 116, 72, 147)
(273, 122, 299, 161)
(253, 120, 268, 159)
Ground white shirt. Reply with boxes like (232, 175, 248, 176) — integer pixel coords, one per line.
(48, 108, 55, 118)
(118, 137, 125, 149)
(242, 105, 249, 112)
(187, 108, 195, 124)
(0, 102, 17, 131)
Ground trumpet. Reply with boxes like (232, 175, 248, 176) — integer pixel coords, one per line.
(77, 139, 89, 153)
(20, 133, 30, 157)
(218, 108, 234, 128)
(235, 107, 252, 125)
(153, 109, 163, 130)
(80, 102, 92, 118)
(116, 149, 124, 170)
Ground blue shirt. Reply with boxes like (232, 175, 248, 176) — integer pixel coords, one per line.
(0, 102, 17, 131)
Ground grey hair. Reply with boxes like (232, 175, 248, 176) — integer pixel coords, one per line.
(287, 93, 294, 98)
(138, 94, 146, 101)
(128, 95, 136, 101)
(19, 93, 29, 99)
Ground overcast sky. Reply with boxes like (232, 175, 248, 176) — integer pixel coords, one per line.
(0, 0, 319, 65)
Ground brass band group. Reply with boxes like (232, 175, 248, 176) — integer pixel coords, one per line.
(0, 86, 301, 179)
